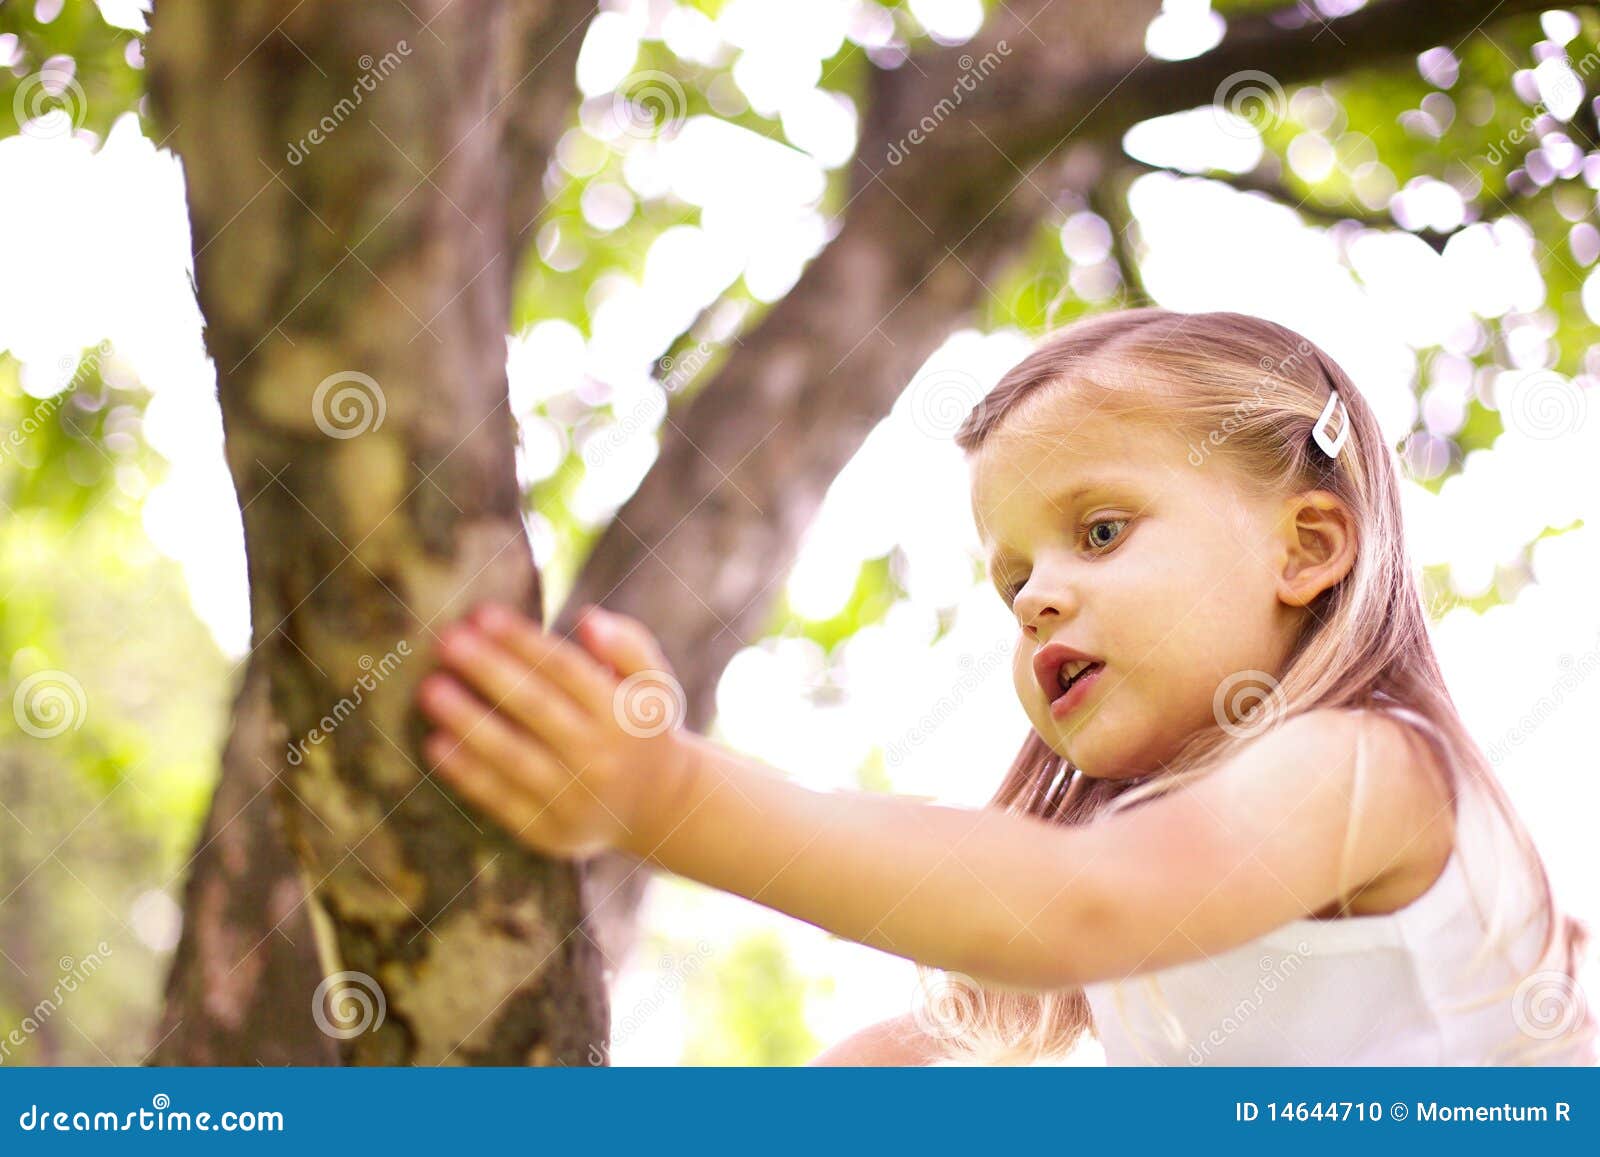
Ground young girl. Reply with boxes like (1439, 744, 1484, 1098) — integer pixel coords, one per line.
(415, 308, 1597, 1066)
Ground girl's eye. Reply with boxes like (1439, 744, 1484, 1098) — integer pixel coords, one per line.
(993, 520, 1126, 603)
(1085, 518, 1128, 551)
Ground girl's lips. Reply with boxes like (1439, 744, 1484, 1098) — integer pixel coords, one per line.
(1049, 662, 1103, 720)
(1031, 641, 1100, 700)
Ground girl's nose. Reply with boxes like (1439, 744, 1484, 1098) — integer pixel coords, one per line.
(1015, 585, 1068, 638)
(1021, 606, 1059, 639)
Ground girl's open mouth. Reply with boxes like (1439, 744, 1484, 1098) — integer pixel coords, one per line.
(1049, 661, 1103, 719)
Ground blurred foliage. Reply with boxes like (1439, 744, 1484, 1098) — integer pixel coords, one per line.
(681, 929, 825, 1065)
(522, 30, 872, 616)
(1, 351, 231, 1065)
(1, 346, 152, 522)
(765, 553, 904, 655)
(982, 219, 1113, 332)
(854, 745, 893, 793)
(0, 0, 144, 140)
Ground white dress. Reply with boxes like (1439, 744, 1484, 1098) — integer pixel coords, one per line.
(1081, 764, 1597, 1065)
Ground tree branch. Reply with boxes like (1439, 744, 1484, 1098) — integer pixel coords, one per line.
(502, 1, 597, 258)
(902, 0, 1555, 171)
(1124, 159, 1467, 252)
(1089, 163, 1154, 308)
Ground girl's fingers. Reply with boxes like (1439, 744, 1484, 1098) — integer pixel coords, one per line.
(423, 733, 557, 841)
(575, 606, 673, 683)
(417, 673, 578, 789)
(471, 604, 617, 717)
(434, 627, 592, 752)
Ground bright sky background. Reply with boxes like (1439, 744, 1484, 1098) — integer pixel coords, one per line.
(4, 0, 1598, 1065)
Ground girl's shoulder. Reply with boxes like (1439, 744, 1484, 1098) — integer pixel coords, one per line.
(1222, 703, 1458, 920)
(1309, 701, 1458, 918)
(1067, 705, 1463, 978)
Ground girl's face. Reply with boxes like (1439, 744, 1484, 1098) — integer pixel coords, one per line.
(969, 388, 1311, 779)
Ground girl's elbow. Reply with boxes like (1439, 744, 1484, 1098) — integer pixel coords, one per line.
(963, 949, 1086, 993)
(966, 893, 1108, 991)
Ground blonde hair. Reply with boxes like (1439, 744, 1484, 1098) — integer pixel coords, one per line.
(918, 308, 1594, 1064)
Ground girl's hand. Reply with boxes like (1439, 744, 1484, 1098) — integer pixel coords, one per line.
(415, 602, 696, 860)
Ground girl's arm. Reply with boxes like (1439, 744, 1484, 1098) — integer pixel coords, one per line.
(630, 711, 1451, 989)
(418, 605, 1454, 991)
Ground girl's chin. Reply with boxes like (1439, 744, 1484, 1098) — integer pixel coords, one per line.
(1042, 731, 1095, 773)
(1049, 727, 1144, 781)
(1039, 711, 1098, 761)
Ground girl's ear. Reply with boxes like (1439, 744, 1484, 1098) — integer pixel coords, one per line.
(1274, 489, 1357, 608)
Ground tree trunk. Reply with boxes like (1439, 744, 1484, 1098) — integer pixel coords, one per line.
(147, 0, 606, 1065)
(147, 657, 336, 1065)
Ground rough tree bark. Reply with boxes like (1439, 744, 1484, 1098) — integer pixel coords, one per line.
(146, 0, 606, 1065)
(147, 657, 337, 1065)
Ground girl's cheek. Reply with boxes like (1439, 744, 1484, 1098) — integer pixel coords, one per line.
(1011, 652, 1036, 707)
(1014, 670, 1056, 740)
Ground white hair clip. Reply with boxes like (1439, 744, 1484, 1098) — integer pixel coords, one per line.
(1313, 388, 1350, 458)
